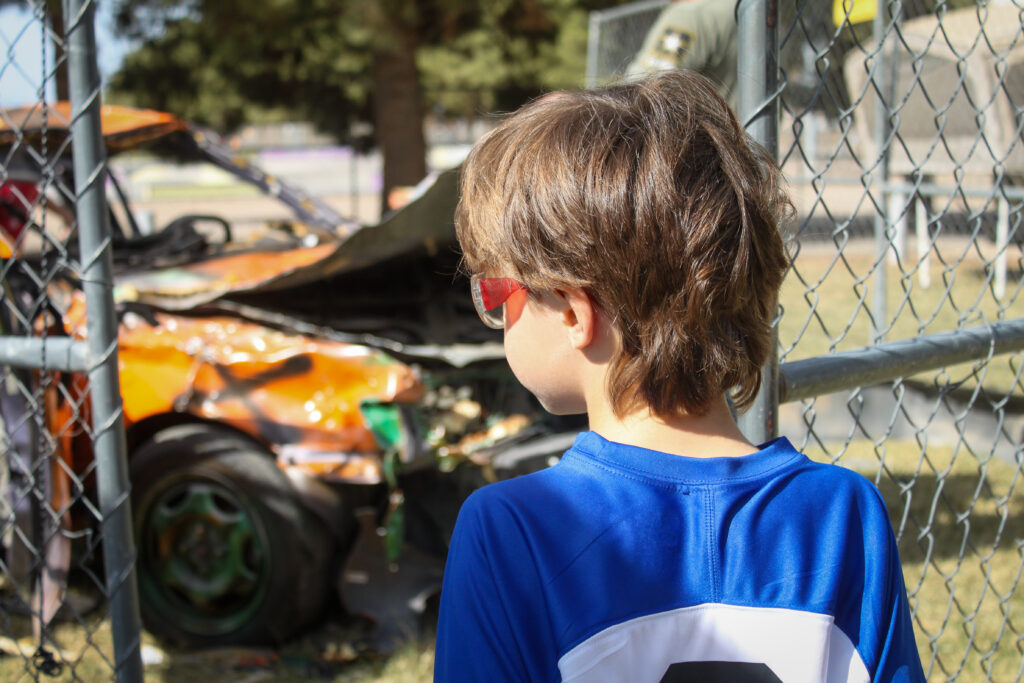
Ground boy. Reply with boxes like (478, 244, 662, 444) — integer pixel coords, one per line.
(435, 71, 924, 682)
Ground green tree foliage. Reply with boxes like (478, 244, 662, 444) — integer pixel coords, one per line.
(109, 0, 377, 139)
(107, 0, 625, 209)
(106, 0, 978, 207)
(416, 0, 596, 115)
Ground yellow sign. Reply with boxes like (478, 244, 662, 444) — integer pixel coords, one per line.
(834, 0, 876, 27)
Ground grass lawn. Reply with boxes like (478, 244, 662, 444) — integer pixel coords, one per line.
(780, 238, 1024, 397)
(807, 440, 1024, 682)
(0, 615, 437, 682)
(786, 237, 1024, 680)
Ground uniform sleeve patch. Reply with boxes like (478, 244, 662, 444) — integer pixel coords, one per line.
(654, 27, 695, 62)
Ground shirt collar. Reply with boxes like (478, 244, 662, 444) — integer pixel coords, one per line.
(567, 430, 805, 485)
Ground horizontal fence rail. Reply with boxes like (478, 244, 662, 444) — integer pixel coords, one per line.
(780, 318, 1024, 403)
(0, 336, 90, 371)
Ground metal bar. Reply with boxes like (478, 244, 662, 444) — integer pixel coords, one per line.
(586, 9, 600, 89)
(915, 196, 931, 288)
(889, 186, 907, 264)
(736, 0, 779, 444)
(871, 0, 892, 344)
(190, 124, 356, 236)
(995, 196, 1009, 300)
(736, 0, 778, 150)
(64, 1, 144, 681)
(0, 336, 89, 371)
(780, 318, 1024, 403)
(591, 0, 669, 23)
(787, 177, 1024, 201)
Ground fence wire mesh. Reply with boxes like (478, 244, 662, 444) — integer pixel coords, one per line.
(586, 0, 670, 88)
(0, 1, 140, 680)
(779, 2, 1024, 680)
(2, 0, 1023, 680)
(593, 0, 1024, 680)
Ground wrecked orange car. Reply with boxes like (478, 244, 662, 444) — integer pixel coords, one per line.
(0, 103, 580, 647)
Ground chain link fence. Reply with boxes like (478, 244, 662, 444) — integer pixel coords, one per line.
(0, 1, 142, 680)
(2, 0, 1022, 680)
(779, 2, 1024, 679)
(586, 0, 669, 88)
(591, 0, 1024, 680)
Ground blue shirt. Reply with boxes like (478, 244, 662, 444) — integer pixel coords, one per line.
(435, 431, 924, 682)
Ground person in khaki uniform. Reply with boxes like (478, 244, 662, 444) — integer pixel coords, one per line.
(625, 0, 738, 107)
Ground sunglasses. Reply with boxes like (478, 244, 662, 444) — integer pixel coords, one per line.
(470, 274, 528, 329)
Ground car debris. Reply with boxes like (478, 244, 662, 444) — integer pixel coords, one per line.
(0, 103, 582, 649)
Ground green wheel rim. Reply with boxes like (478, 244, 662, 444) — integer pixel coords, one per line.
(137, 472, 272, 637)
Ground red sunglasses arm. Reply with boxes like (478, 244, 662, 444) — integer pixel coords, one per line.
(479, 278, 526, 310)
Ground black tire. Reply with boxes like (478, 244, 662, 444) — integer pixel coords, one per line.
(130, 424, 337, 647)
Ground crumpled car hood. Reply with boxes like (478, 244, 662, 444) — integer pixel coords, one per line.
(114, 169, 460, 310)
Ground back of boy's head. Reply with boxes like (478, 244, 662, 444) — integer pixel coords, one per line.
(456, 70, 792, 418)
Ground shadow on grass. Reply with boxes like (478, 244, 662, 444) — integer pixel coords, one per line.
(148, 613, 438, 683)
(871, 470, 1023, 565)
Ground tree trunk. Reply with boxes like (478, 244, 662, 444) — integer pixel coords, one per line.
(371, 23, 427, 217)
(48, 0, 69, 101)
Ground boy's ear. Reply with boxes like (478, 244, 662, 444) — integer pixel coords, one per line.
(555, 287, 597, 350)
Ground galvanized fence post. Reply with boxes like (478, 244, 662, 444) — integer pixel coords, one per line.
(870, 0, 895, 344)
(736, 0, 780, 445)
(65, 0, 144, 680)
(586, 9, 601, 90)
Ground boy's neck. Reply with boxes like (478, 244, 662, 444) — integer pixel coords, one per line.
(586, 394, 757, 459)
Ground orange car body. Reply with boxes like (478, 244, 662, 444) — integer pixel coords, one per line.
(63, 293, 423, 485)
(0, 102, 560, 646)
(4, 102, 436, 482)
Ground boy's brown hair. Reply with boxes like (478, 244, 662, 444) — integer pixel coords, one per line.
(456, 70, 792, 417)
